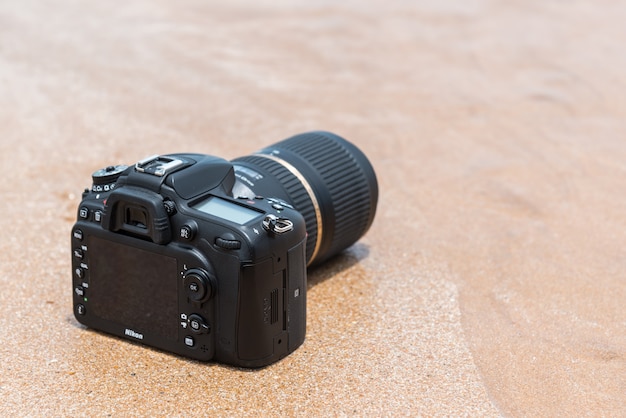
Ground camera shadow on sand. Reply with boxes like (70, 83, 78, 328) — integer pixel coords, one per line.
(306, 242, 370, 290)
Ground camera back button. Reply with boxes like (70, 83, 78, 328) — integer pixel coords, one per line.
(78, 207, 89, 219)
(74, 268, 84, 279)
(75, 304, 86, 316)
(188, 314, 210, 334)
(179, 222, 197, 240)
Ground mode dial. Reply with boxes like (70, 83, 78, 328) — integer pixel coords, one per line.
(91, 165, 128, 192)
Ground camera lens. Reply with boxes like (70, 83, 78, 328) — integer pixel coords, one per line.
(232, 131, 378, 266)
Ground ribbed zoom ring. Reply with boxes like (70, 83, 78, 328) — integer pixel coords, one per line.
(233, 131, 378, 266)
(233, 154, 320, 263)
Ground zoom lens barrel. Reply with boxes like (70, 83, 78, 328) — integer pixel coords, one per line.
(232, 131, 378, 266)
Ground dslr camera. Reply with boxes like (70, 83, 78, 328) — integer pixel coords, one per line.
(71, 131, 377, 367)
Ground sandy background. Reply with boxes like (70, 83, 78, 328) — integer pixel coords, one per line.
(1, 0, 624, 416)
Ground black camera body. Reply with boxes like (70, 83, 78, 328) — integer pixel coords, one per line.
(72, 131, 379, 368)
(72, 154, 308, 368)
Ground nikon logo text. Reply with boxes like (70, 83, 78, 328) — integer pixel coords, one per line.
(125, 329, 144, 340)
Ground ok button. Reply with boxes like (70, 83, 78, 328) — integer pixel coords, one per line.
(183, 269, 213, 303)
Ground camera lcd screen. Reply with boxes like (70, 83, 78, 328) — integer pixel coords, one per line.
(194, 196, 262, 225)
(88, 236, 178, 341)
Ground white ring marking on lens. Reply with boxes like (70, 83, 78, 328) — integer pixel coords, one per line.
(253, 153, 322, 266)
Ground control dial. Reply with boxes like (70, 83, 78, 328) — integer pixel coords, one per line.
(91, 164, 128, 192)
